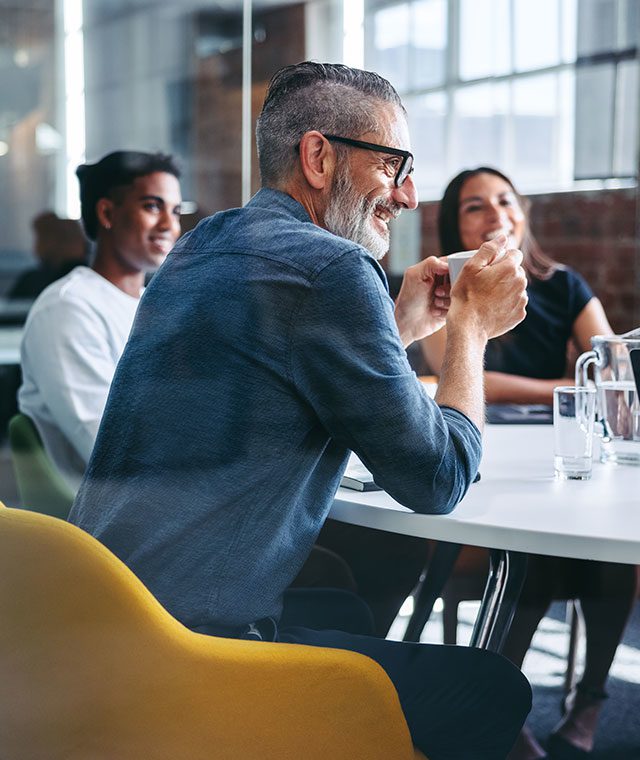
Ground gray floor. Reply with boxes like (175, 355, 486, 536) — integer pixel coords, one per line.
(3, 444, 639, 757)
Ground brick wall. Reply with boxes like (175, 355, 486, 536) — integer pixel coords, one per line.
(417, 187, 640, 335)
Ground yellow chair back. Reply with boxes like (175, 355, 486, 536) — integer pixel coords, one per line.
(0, 504, 425, 760)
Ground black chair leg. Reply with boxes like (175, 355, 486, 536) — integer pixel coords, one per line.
(470, 550, 528, 653)
(403, 542, 463, 642)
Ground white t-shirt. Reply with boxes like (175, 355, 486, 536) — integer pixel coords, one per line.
(18, 266, 140, 490)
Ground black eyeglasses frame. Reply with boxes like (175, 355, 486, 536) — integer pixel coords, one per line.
(322, 134, 414, 188)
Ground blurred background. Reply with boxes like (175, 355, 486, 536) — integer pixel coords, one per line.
(0, 0, 637, 328)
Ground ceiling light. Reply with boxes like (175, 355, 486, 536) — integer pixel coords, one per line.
(14, 49, 29, 68)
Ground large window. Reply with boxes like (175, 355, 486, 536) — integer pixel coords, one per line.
(365, 0, 639, 197)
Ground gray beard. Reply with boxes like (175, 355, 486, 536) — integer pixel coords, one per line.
(324, 167, 391, 261)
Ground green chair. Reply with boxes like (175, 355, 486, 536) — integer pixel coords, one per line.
(8, 413, 75, 519)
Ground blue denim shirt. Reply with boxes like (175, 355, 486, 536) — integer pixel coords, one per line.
(69, 188, 481, 634)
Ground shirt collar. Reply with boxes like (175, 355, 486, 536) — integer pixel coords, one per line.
(246, 187, 313, 225)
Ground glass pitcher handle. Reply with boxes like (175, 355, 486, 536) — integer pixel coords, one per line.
(575, 350, 597, 387)
(575, 349, 608, 439)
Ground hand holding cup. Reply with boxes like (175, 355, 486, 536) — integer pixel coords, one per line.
(446, 234, 528, 341)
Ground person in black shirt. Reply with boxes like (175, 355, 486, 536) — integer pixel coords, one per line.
(9, 212, 89, 300)
(422, 167, 637, 760)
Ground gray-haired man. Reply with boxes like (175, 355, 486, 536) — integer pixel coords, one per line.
(71, 62, 531, 758)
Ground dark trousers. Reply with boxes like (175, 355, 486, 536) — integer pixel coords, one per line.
(279, 625, 532, 760)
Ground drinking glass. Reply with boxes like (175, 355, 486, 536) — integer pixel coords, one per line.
(553, 386, 596, 480)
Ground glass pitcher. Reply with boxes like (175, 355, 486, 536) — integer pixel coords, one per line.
(575, 331, 640, 465)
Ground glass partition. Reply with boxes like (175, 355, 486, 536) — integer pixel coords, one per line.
(1, 0, 637, 285)
(0, 0, 58, 293)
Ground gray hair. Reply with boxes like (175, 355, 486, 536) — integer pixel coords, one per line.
(256, 61, 405, 187)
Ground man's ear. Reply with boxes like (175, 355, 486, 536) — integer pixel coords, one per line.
(95, 198, 114, 231)
(298, 131, 334, 190)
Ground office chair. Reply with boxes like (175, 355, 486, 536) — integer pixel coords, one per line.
(8, 412, 75, 518)
(0, 504, 427, 760)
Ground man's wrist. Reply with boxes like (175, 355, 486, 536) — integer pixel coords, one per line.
(393, 305, 414, 348)
(445, 314, 489, 349)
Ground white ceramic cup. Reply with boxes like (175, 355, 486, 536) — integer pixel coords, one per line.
(446, 250, 477, 284)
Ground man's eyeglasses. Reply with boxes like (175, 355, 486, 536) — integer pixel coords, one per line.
(323, 134, 414, 188)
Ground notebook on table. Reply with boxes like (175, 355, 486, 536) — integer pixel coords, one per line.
(340, 454, 382, 492)
(486, 404, 553, 425)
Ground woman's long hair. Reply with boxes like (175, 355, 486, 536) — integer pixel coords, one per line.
(438, 166, 557, 281)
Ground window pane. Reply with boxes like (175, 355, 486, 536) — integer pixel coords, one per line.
(514, 0, 561, 71)
(406, 91, 447, 195)
(368, 3, 411, 93)
(614, 60, 639, 176)
(577, 0, 617, 56)
(412, 0, 447, 89)
(511, 73, 574, 188)
(622, 0, 639, 49)
(561, 0, 578, 63)
(574, 63, 615, 178)
(452, 82, 509, 169)
(459, 0, 510, 80)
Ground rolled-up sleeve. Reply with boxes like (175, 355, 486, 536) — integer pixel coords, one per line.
(289, 248, 482, 515)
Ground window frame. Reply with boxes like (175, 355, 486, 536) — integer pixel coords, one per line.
(363, 0, 639, 197)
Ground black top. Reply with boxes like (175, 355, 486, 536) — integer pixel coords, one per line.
(485, 266, 593, 379)
(8, 260, 86, 301)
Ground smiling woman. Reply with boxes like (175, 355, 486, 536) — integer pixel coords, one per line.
(457, 173, 525, 251)
(421, 165, 638, 760)
(421, 165, 612, 400)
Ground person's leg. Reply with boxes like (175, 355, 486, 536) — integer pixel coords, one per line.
(501, 555, 562, 669)
(280, 626, 531, 760)
(501, 555, 559, 760)
(313, 518, 429, 636)
(549, 561, 638, 755)
(576, 562, 637, 689)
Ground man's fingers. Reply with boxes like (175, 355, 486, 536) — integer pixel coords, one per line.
(491, 247, 524, 272)
(473, 234, 508, 266)
(506, 248, 524, 268)
(419, 255, 449, 278)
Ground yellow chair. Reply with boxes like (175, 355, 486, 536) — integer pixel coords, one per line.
(0, 504, 426, 760)
(8, 413, 75, 518)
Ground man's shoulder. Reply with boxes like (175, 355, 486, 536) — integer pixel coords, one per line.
(182, 189, 368, 280)
(27, 267, 90, 310)
(25, 267, 127, 327)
